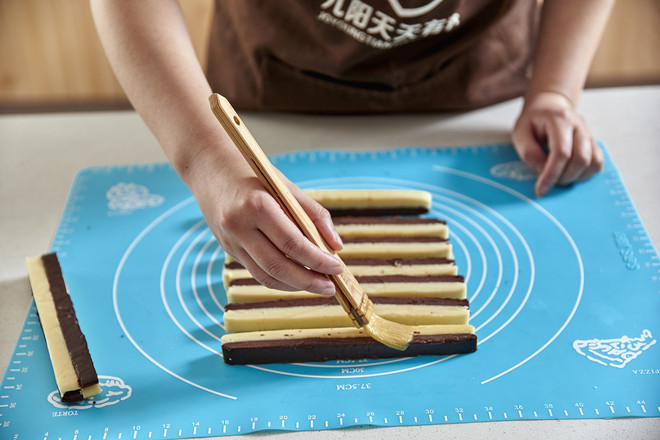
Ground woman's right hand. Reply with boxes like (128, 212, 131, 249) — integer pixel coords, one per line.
(187, 146, 344, 295)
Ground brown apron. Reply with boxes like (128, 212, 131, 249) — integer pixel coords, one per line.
(207, 0, 538, 113)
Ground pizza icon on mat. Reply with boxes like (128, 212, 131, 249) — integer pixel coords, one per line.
(573, 329, 656, 368)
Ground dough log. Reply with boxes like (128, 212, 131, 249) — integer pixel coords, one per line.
(221, 325, 476, 364)
(304, 189, 431, 216)
(224, 297, 470, 332)
(26, 253, 100, 402)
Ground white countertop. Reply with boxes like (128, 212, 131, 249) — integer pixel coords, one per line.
(1, 86, 659, 439)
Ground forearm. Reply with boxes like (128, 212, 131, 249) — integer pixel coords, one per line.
(91, 0, 343, 293)
(90, 0, 238, 183)
(526, 0, 615, 106)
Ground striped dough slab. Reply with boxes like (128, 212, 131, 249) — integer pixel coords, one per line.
(304, 189, 431, 216)
(220, 189, 476, 364)
(224, 297, 470, 332)
(225, 275, 467, 304)
(222, 257, 458, 288)
(26, 253, 101, 402)
(221, 325, 476, 365)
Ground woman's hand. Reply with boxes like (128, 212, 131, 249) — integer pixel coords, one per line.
(512, 92, 604, 197)
(188, 150, 344, 295)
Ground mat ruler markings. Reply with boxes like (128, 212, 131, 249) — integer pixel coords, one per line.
(7, 397, 655, 440)
(6, 397, 650, 438)
(605, 170, 659, 290)
(1, 307, 42, 433)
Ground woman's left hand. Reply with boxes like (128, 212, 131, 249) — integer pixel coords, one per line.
(512, 92, 604, 197)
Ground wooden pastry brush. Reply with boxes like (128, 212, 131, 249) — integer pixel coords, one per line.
(209, 93, 414, 351)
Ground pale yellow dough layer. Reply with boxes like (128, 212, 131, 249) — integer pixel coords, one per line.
(226, 281, 466, 303)
(304, 189, 431, 210)
(338, 242, 452, 258)
(345, 263, 457, 277)
(26, 256, 100, 399)
(224, 303, 469, 332)
(334, 222, 448, 238)
(221, 324, 475, 344)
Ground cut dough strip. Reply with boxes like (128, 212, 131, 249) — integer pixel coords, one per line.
(221, 324, 476, 364)
(304, 189, 431, 216)
(223, 297, 470, 332)
(333, 216, 448, 238)
(226, 275, 467, 303)
(223, 257, 458, 288)
(26, 253, 101, 402)
(339, 236, 452, 259)
(223, 241, 452, 263)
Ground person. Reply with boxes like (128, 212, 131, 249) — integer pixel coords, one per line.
(90, 0, 614, 296)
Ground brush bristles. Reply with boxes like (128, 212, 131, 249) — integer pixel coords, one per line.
(348, 294, 415, 351)
(363, 314, 415, 351)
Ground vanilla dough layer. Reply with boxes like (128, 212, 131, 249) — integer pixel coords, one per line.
(338, 239, 452, 259)
(26, 253, 101, 402)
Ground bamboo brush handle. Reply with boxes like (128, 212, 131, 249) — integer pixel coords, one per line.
(208, 94, 367, 319)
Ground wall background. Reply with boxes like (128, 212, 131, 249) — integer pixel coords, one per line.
(1, 0, 658, 112)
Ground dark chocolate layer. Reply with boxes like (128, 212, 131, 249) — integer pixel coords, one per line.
(225, 297, 469, 311)
(61, 389, 84, 403)
(229, 274, 464, 287)
(222, 333, 477, 364)
(332, 216, 445, 225)
(41, 253, 98, 391)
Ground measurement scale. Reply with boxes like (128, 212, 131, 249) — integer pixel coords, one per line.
(2, 145, 659, 439)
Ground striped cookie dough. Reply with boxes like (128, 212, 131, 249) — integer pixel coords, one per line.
(222, 257, 458, 288)
(223, 297, 469, 332)
(26, 253, 101, 402)
(220, 189, 476, 364)
(338, 235, 452, 259)
(304, 189, 431, 216)
(333, 216, 448, 239)
(221, 324, 477, 364)
(225, 275, 467, 303)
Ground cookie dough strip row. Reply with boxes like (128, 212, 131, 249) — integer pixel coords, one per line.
(221, 324, 476, 364)
(226, 275, 466, 303)
(224, 297, 470, 332)
(304, 189, 432, 216)
(223, 257, 458, 288)
(332, 216, 448, 238)
(222, 233, 452, 263)
(26, 253, 101, 402)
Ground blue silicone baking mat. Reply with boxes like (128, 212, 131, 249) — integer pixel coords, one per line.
(2, 144, 659, 439)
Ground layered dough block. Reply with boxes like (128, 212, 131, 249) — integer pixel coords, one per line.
(222, 325, 476, 365)
(220, 189, 477, 364)
(224, 297, 469, 332)
(304, 189, 431, 216)
(223, 257, 458, 287)
(225, 274, 466, 303)
(26, 253, 101, 402)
